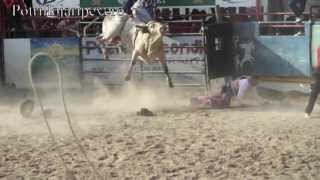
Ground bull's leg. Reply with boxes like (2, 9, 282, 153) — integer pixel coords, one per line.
(158, 52, 173, 88)
(96, 34, 103, 41)
(125, 51, 138, 81)
(161, 62, 174, 88)
(96, 34, 110, 60)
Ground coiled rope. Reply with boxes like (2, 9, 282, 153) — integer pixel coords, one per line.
(28, 52, 102, 179)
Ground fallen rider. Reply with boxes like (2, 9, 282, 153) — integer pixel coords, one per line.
(190, 76, 260, 109)
(190, 86, 232, 109)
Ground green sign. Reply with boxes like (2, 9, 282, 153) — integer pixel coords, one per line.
(80, 0, 215, 8)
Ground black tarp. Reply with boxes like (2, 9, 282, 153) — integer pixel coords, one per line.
(205, 23, 234, 79)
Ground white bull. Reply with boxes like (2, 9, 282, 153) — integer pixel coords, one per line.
(96, 15, 174, 88)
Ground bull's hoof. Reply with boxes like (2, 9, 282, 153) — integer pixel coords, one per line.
(168, 81, 174, 88)
(101, 51, 109, 60)
(125, 75, 131, 81)
(137, 108, 155, 116)
(103, 54, 109, 60)
(96, 36, 101, 41)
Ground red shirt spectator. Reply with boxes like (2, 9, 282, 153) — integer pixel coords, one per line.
(3, 0, 26, 11)
(0, 0, 7, 37)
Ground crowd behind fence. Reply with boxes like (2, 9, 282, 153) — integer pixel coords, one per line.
(0, 3, 275, 38)
(1, 1, 320, 39)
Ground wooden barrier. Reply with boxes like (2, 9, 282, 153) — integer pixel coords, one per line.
(254, 75, 311, 84)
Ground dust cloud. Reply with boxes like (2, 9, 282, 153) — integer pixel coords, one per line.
(2, 81, 320, 180)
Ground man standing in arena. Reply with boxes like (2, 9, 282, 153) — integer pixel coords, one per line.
(305, 70, 320, 118)
(289, 0, 307, 23)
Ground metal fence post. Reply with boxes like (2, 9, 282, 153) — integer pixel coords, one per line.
(202, 20, 211, 94)
(0, 1, 5, 85)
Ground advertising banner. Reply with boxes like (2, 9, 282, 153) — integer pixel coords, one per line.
(312, 24, 320, 70)
(30, 37, 81, 88)
(81, 36, 205, 85)
(82, 36, 204, 61)
(5, 38, 81, 89)
(4, 39, 31, 89)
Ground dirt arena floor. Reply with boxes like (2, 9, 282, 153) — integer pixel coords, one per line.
(1, 83, 320, 180)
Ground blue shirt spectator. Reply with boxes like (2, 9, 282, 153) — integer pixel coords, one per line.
(123, 0, 136, 15)
(288, 0, 307, 22)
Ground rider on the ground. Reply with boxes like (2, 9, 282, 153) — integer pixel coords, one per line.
(190, 76, 259, 109)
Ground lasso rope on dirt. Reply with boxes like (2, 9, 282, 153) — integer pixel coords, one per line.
(28, 52, 103, 179)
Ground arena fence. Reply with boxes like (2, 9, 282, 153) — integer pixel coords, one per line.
(79, 20, 209, 89)
(3, 5, 320, 89)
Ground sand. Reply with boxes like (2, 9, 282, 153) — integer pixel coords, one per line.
(0, 84, 320, 180)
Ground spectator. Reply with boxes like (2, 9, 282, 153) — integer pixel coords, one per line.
(3, 0, 27, 35)
(57, 17, 80, 37)
(200, 10, 207, 20)
(3, 0, 26, 10)
(0, 0, 7, 36)
(154, 8, 161, 21)
(21, 18, 37, 37)
(268, 0, 286, 21)
(191, 9, 201, 20)
(172, 8, 182, 20)
(162, 8, 171, 21)
(24, 0, 31, 8)
(289, 0, 307, 22)
(39, 19, 59, 37)
(190, 9, 202, 32)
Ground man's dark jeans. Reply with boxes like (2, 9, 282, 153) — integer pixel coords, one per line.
(305, 74, 320, 115)
(289, 0, 307, 17)
(123, 0, 136, 15)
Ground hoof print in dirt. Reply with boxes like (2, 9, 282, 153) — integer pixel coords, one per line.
(137, 108, 155, 116)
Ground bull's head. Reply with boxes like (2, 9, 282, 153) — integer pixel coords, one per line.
(147, 21, 167, 35)
(136, 21, 167, 35)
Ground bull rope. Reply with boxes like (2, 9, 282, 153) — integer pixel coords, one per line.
(28, 52, 103, 179)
